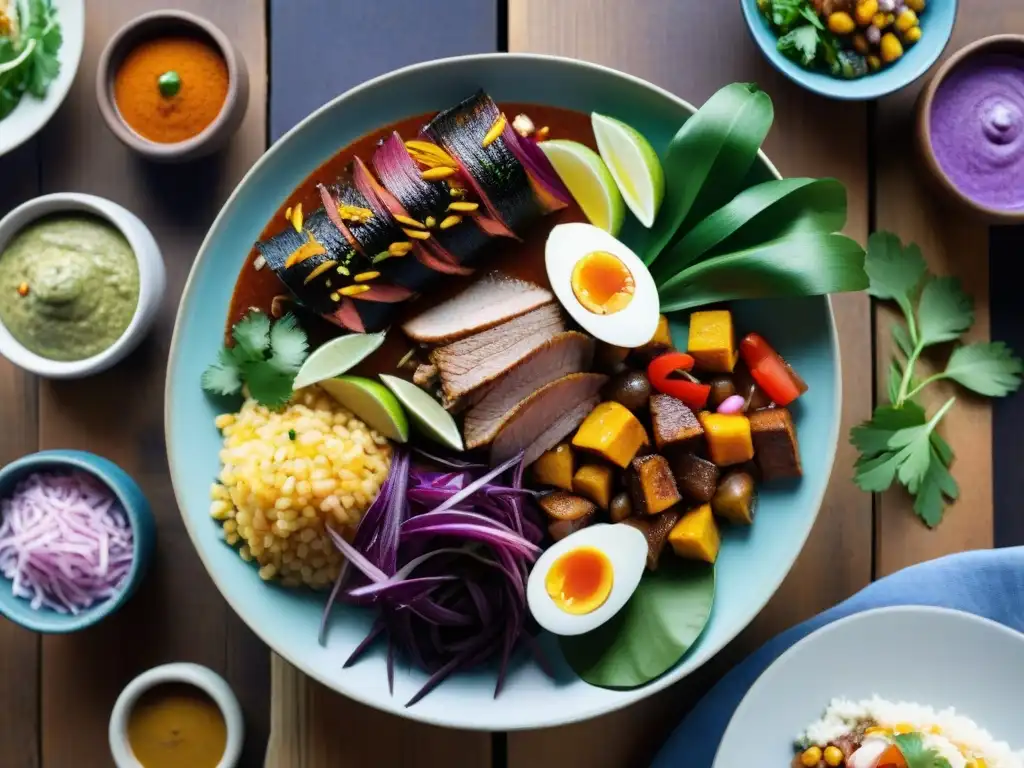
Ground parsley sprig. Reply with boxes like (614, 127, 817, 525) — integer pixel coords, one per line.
(0, 0, 62, 120)
(851, 232, 1023, 527)
(201, 311, 309, 409)
(893, 732, 953, 768)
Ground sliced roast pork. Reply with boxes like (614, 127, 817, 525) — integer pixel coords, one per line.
(402, 272, 554, 344)
(463, 332, 595, 449)
(431, 303, 565, 401)
(490, 373, 608, 467)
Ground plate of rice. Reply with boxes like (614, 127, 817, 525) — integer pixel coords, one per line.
(713, 606, 1024, 768)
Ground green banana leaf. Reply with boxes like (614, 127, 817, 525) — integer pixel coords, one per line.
(658, 232, 868, 313)
(650, 178, 847, 283)
(645, 83, 774, 265)
(559, 559, 715, 688)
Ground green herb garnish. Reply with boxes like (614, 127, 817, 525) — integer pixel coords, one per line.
(851, 232, 1022, 527)
(892, 733, 954, 768)
(201, 311, 310, 409)
(0, 0, 62, 120)
(288, 429, 296, 441)
(759, 0, 852, 78)
(157, 70, 181, 98)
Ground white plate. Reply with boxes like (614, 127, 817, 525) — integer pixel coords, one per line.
(714, 606, 1024, 766)
(0, 0, 84, 158)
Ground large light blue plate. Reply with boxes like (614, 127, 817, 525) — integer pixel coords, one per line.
(166, 54, 841, 730)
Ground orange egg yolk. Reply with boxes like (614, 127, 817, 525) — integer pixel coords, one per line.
(570, 251, 635, 315)
(544, 546, 614, 615)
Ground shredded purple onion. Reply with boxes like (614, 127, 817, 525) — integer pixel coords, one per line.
(320, 446, 549, 705)
(0, 472, 134, 614)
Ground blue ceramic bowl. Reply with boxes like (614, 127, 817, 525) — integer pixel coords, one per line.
(0, 450, 156, 633)
(740, 0, 957, 101)
(167, 54, 841, 729)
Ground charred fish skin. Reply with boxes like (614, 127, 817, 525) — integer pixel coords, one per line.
(423, 90, 545, 237)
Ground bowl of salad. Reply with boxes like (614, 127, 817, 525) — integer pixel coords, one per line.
(741, 0, 957, 100)
(0, 0, 84, 158)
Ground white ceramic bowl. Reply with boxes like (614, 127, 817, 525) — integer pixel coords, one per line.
(108, 662, 244, 768)
(714, 606, 1024, 765)
(0, 0, 85, 158)
(0, 192, 166, 378)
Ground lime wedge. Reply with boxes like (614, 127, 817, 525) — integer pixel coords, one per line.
(540, 139, 626, 236)
(319, 375, 409, 443)
(591, 113, 665, 228)
(293, 331, 387, 390)
(379, 374, 464, 452)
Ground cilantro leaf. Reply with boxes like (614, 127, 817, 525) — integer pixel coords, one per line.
(241, 359, 295, 410)
(0, 0, 61, 115)
(914, 445, 958, 527)
(853, 451, 900, 492)
(943, 341, 1024, 397)
(850, 402, 926, 456)
(201, 347, 243, 396)
(893, 732, 954, 768)
(267, 313, 309, 373)
(799, 4, 824, 28)
(777, 25, 820, 66)
(232, 311, 271, 359)
(769, 0, 806, 28)
(917, 276, 973, 347)
(865, 232, 927, 322)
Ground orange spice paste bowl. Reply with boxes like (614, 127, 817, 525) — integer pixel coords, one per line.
(96, 10, 249, 163)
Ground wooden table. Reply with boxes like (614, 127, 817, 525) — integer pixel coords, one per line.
(0, 1, 1018, 766)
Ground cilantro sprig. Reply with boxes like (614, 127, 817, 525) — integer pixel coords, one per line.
(202, 311, 309, 409)
(892, 732, 953, 768)
(0, 0, 62, 120)
(851, 232, 1023, 527)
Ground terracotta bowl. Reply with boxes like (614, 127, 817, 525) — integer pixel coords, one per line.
(916, 34, 1024, 224)
(96, 10, 249, 163)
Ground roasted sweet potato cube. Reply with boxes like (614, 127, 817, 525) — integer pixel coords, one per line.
(668, 503, 721, 563)
(668, 451, 720, 503)
(538, 491, 596, 521)
(698, 412, 754, 467)
(649, 394, 704, 452)
(572, 401, 650, 468)
(622, 509, 681, 570)
(627, 454, 682, 516)
(532, 444, 575, 491)
(687, 310, 737, 373)
(572, 464, 614, 509)
(749, 408, 802, 480)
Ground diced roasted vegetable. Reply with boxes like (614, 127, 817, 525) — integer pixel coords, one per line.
(633, 314, 673, 361)
(649, 394, 704, 452)
(572, 401, 649, 468)
(733, 360, 773, 411)
(603, 370, 652, 412)
(687, 310, 737, 373)
(572, 464, 614, 509)
(627, 454, 682, 516)
(669, 452, 720, 503)
(532, 443, 575, 491)
(622, 510, 681, 570)
(668, 503, 721, 563)
(748, 408, 802, 480)
(699, 412, 754, 467)
(609, 491, 633, 523)
(712, 470, 757, 525)
(548, 514, 596, 541)
(707, 376, 737, 410)
(539, 491, 596, 521)
(630, 341, 675, 370)
(738, 333, 808, 407)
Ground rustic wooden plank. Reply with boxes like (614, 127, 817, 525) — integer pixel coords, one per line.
(264, 1, 498, 766)
(31, 2, 269, 765)
(872, 7, 1009, 576)
(0, 141, 42, 768)
(508, 1, 873, 765)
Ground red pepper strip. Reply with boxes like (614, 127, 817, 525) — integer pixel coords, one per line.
(647, 352, 710, 410)
(738, 333, 808, 407)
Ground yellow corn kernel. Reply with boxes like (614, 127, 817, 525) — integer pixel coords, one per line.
(867, 54, 882, 71)
(880, 32, 904, 62)
(801, 747, 823, 768)
(906, 0, 925, 10)
(827, 11, 856, 34)
(864, 725, 889, 736)
(853, 33, 870, 54)
(893, 722, 914, 734)
(855, 0, 878, 26)
(872, 11, 893, 27)
(824, 746, 843, 767)
(894, 8, 917, 32)
(903, 25, 922, 44)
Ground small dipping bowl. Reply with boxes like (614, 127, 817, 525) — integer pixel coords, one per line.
(0, 193, 166, 379)
(0, 450, 156, 633)
(109, 663, 244, 768)
(96, 10, 249, 162)
(917, 34, 1024, 223)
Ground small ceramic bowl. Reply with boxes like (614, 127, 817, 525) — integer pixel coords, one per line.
(96, 10, 249, 162)
(740, 0, 957, 101)
(916, 34, 1024, 224)
(0, 450, 156, 634)
(0, 193, 166, 379)
(109, 662, 244, 768)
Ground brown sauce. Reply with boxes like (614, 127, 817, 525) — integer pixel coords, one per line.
(126, 683, 227, 768)
(226, 103, 594, 375)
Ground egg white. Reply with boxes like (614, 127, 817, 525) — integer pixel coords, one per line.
(526, 523, 648, 637)
(545, 222, 661, 348)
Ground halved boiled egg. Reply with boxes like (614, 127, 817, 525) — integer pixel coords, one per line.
(545, 222, 660, 348)
(526, 523, 647, 636)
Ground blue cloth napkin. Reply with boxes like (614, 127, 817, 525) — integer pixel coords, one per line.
(651, 547, 1024, 768)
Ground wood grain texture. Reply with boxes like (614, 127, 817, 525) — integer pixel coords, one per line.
(508, 1, 872, 766)
(872, 6, 1008, 576)
(21, 2, 269, 765)
(0, 141, 42, 768)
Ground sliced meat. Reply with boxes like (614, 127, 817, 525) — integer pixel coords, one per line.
(431, 303, 565, 401)
(402, 271, 554, 344)
(463, 331, 595, 449)
(490, 373, 608, 467)
(413, 363, 438, 388)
